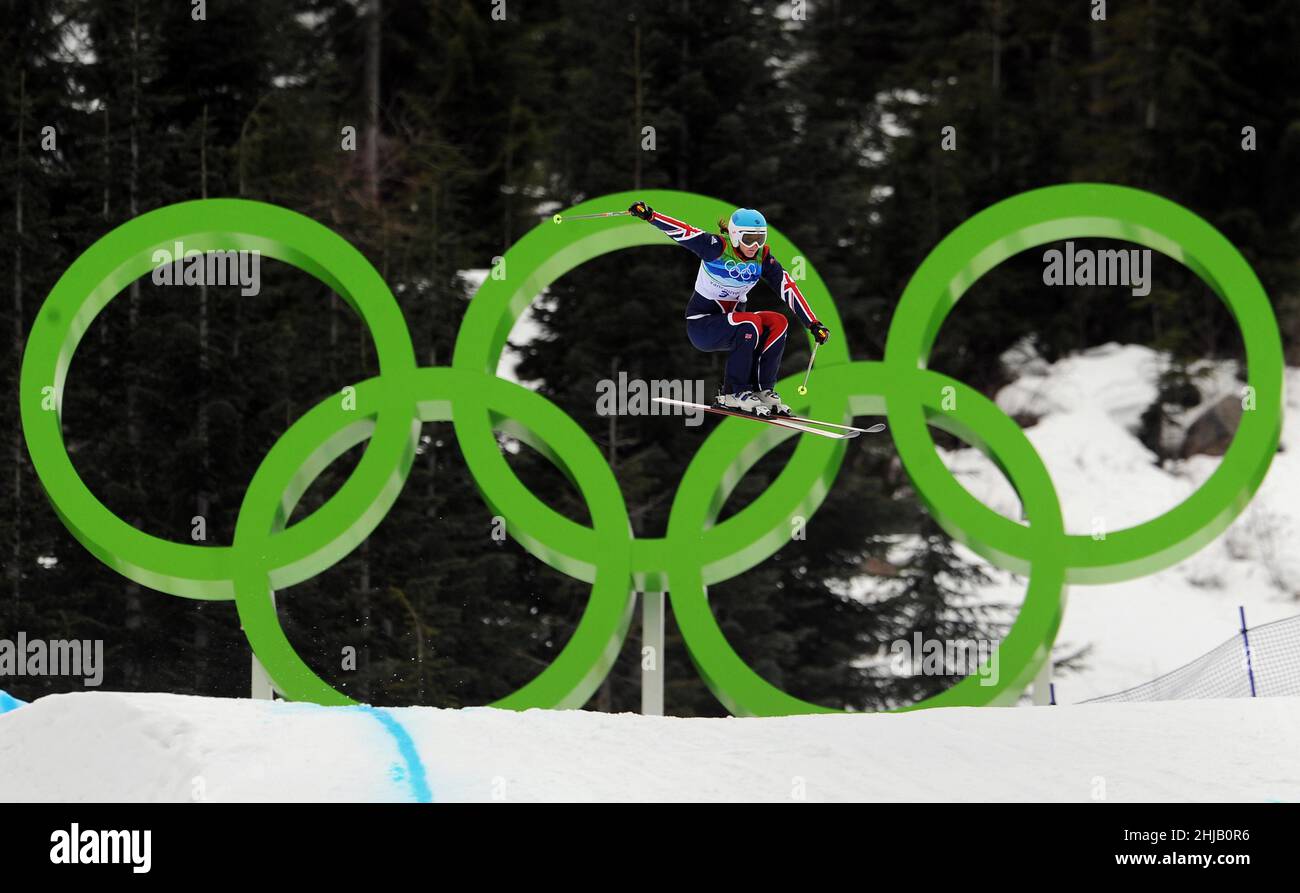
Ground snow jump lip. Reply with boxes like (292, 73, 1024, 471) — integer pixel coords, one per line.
(0, 686, 436, 805)
(352, 705, 434, 803)
(4, 690, 1299, 802)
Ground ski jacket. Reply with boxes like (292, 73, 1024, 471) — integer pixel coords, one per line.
(645, 210, 820, 327)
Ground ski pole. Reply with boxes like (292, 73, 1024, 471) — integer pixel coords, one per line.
(552, 210, 633, 225)
(797, 341, 820, 396)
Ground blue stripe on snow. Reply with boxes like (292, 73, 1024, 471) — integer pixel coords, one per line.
(355, 705, 433, 803)
(0, 690, 27, 714)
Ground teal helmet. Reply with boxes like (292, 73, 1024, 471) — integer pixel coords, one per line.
(727, 208, 767, 251)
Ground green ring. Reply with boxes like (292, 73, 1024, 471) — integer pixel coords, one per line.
(231, 367, 635, 707)
(663, 361, 1066, 715)
(884, 183, 1283, 583)
(19, 184, 1283, 716)
(19, 199, 418, 599)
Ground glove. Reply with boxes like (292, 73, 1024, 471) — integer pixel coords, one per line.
(628, 200, 653, 221)
(810, 322, 830, 345)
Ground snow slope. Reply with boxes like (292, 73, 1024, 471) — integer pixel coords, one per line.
(2, 690, 1298, 802)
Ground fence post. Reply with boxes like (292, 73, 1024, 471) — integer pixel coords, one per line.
(641, 591, 665, 715)
(1031, 655, 1053, 705)
(250, 592, 276, 700)
(1239, 605, 1258, 697)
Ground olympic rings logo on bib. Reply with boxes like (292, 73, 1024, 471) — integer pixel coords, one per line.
(19, 185, 1283, 715)
(722, 258, 758, 281)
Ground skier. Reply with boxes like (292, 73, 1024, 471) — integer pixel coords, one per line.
(628, 199, 830, 417)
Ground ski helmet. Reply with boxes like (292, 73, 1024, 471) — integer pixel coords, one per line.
(727, 208, 767, 251)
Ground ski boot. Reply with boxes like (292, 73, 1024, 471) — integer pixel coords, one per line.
(715, 390, 771, 417)
(756, 388, 793, 417)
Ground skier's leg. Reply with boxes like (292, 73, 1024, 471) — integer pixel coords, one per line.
(687, 313, 767, 412)
(753, 310, 789, 390)
(687, 313, 736, 363)
(743, 311, 793, 416)
(724, 312, 763, 395)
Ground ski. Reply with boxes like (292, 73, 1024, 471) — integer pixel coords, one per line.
(651, 397, 861, 439)
(777, 415, 885, 435)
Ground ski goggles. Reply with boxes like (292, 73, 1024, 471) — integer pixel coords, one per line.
(737, 230, 767, 248)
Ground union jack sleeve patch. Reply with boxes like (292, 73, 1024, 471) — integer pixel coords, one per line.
(782, 271, 817, 324)
(651, 211, 704, 241)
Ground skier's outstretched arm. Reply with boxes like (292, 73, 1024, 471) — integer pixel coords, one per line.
(628, 200, 725, 262)
(760, 249, 831, 344)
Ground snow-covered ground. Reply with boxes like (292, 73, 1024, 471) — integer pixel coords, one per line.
(938, 342, 1300, 702)
(2, 690, 1297, 802)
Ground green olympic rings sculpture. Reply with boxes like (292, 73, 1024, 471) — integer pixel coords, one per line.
(19, 184, 1283, 715)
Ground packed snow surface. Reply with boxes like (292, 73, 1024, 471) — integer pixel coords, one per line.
(2, 690, 1297, 802)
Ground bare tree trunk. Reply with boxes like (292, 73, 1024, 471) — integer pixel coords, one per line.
(676, 0, 690, 189)
(11, 70, 26, 620)
(989, 0, 1001, 175)
(365, 0, 381, 207)
(633, 20, 642, 189)
(198, 104, 210, 481)
(429, 183, 439, 296)
(1142, 0, 1157, 187)
(100, 107, 111, 357)
(124, 1, 144, 687)
(194, 104, 210, 694)
(198, 104, 210, 492)
(355, 0, 384, 699)
(503, 101, 516, 248)
(102, 106, 111, 219)
(1088, 10, 1106, 119)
